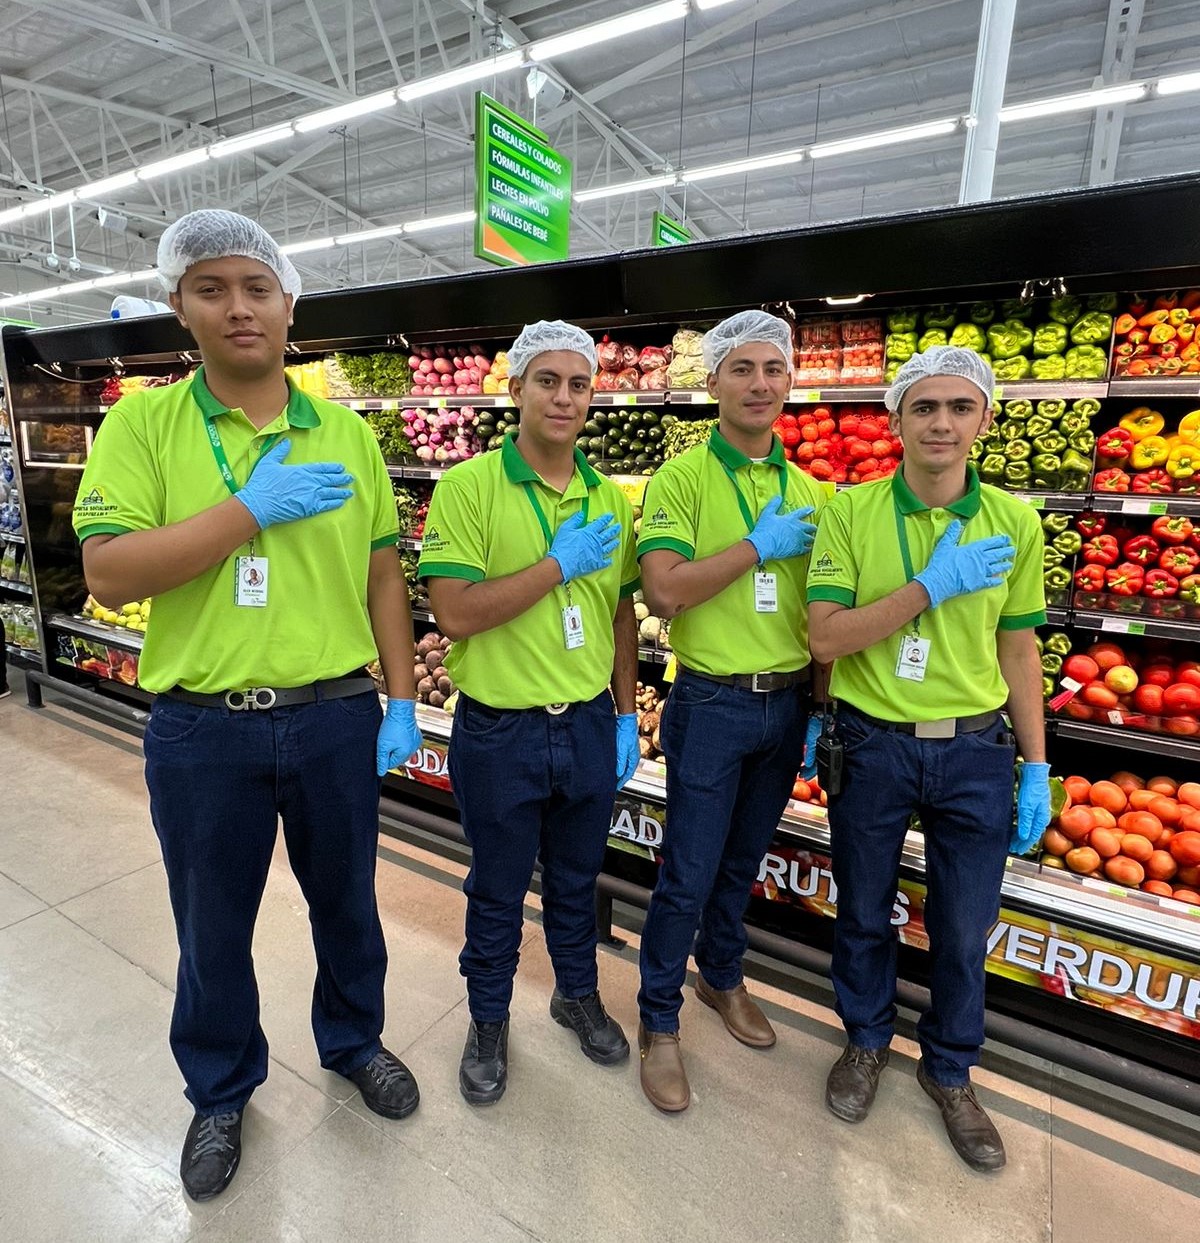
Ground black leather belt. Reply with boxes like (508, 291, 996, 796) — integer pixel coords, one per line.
(679, 665, 811, 693)
(841, 704, 1000, 739)
(162, 673, 376, 712)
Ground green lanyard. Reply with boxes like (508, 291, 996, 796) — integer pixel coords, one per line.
(204, 416, 284, 498)
(718, 460, 788, 536)
(893, 499, 917, 583)
(520, 480, 590, 550)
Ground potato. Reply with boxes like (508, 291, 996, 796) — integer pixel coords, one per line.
(437, 675, 454, 695)
(639, 710, 659, 736)
(413, 662, 429, 681)
(417, 675, 435, 697)
(428, 690, 446, 708)
(638, 737, 652, 758)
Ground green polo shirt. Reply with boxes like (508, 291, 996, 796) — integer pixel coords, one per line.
(417, 434, 639, 709)
(806, 465, 1045, 721)
(636, 428, 827, 677)
(72, 367, 399, 694)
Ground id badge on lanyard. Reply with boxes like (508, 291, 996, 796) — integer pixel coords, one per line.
(522, 481, 591, 651)
(719, 458, 787, 612)
(894, 503, 933, 682)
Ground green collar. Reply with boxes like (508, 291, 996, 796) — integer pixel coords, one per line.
(707, 426, 787, 470)
(891, 463, 982, 518)
(190, 364, 320, 429)
(501, 432, 601, 488)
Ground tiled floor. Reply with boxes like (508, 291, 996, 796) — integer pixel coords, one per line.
(1, 669, 1198, 1242)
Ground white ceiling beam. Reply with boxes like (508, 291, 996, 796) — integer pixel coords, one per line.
(1088, 0, 1146, 185)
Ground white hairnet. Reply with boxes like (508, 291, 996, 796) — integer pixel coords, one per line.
(508, 320, 598, 378)
(702, 310, 794, 375)
(885, 345, 994, 413)
(156, 209, 301, 299)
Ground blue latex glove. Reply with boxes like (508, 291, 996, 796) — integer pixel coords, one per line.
(1012, 761, 1052, 854)
(235, 437, 354, 531)
(548, 511, 621, 583)
(914, 518, 1015, 608)
(376, 698, 423, 778)
(800, 715, 822, 780)
(616, 713, 640, 790)
(745, 496, 817, 564)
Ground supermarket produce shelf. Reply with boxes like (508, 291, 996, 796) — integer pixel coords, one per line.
(6, 643, 40, 665)
(1045, 607, 1069, 627)
(1071, 609, 1200, 641)
(1051, 718, 1200, 762)
(1, 531, 26, 543)
(398, 536, 422, 551)
(1086, 494, 1200, 518)
(410, 607, 436, 624)
(0, 578, 32, 595)
(388, 464, 444, 480)
(1007, 490, 1090, 512)
(1108, 378, 1200, 400)
(45, 611, 145, 650)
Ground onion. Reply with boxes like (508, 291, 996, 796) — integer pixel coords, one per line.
(433, 357, 452, 375)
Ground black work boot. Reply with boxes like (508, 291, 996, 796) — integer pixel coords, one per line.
(180, 1110, 242, 1202)
(549, 989, 630, 1065)
(346, 1048, 420, 1120)
(459, 1019, 509, 1105)
(825, 1043, 890, 1123)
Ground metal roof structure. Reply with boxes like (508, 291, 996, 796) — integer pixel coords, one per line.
(0, 0, 1197, 323)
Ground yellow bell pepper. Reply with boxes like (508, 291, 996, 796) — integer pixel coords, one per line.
(1130, 434, 1170, 470)
(1119, 407, 1166, 441)
(1180, 409, 1200, 437)
(1167, 441, 1199, 479)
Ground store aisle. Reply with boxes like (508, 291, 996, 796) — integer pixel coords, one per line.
(1, 674, 1197, 1243)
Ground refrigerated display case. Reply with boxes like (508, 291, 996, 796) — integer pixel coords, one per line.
(4, 173, 1200, 1092)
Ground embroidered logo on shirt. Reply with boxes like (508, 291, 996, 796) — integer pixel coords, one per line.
(809, 550, 839, 579)
(643, 505, 672, 532)
(74, 485, 119, 519)
(422, 525, 449, 552)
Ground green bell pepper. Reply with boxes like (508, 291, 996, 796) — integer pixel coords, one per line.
(1086, 293, 1119, 313)
(1057, 412, 1088, 435)
(1003, 399, 1034, 421)
(1060, 448, 1093, 491)
(1045, 632, 1072, 656)
(1025, 414, 1054, 437)
(999, 299, 1034, 321)
(1031, 355, 1067, 380)
(1005, 439, 1032, 461)
(981, 452, 1007, 478)
(1036, 399, 1067, 419)
(987, 319, 1035, 360)
(1053, 530, 1082, 556)
(949, 322, 987, 351)
(1041, 512, 1071, 535)
(1071, 397, 1101, 419)
(993, 356, 1032, 381)
(923, 305, 956, 330)
(886, 309, 919, 333)
(1041, 653, 1064, 676)
(1032, 453, 1062, 477)
(1043, 546, 1066, 569)
(968, 439, 984, 462)
(968, 301, 996, 324)
(1047, 295, 1082, 325)
(1042, 676, 1056, 700)
(1069, 312, 1113, 345)
(1033, 322, 1069, 355)
(1033, 634, 1044, 655)
(1033, 432, 1067, 455)
(998, 418, 1026, 441)
(1064, 344, 1108, 378)
(1005, 461, 1032, 487)
(886, 331, 918, 361)
(1044, 566, 1072, 591)
(1069, 429, 1096, 455)
(884, 360, 903, 384)
(918, 328, 948, 352)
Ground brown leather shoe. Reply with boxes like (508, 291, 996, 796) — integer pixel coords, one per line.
(638, 1023, 690, 1112)
(917, 1060, 1006, 1172)
(694, 976, 776, 1048)
(825, 1043, 890, 1122)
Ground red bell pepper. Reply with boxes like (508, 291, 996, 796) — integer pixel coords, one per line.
(1143, 568, 1180, 597)
(1131, 469, 1173, 494)
(1114, 313, 1137, 335)
(1160, 545, 1200, 575)
(1082, 534, 1120, 566)
(1123, 534, 1162, 566)
(1104, 562, 1145, 595)
(1094, 468, 1132, 493)
(1151, 515, 1195, 544)
(1076, 512, 1107, 537)
(1074, 564, 1107, 591)
(1096, 427, 1133, 461)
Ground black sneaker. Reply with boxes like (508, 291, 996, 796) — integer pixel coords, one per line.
(459, 1019, 509, 1106)
(180, 1110, 242, 1202)
(346, 1048, 420, 1120)
(550, 989, 630, 1065)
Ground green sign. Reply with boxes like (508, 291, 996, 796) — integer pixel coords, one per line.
(652, 212, 691, 247)
(474, 93, 571, 268)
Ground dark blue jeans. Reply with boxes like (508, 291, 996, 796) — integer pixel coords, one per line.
(448, 690, 617, 1023)
(827, 706, 1015, 1086)
(144, 690, 388, 1115)
(638, 673, 809, 1032)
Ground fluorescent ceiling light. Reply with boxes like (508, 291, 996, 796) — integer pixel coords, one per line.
(279, 237, 339, 255)
(1156, 71, 1200, 97)
(402, 210, 475, 233)
(0, 199, 53, 226)
(682, 149, 804, 182)
(825, 294, 868, 306)
(0, 266, 156, 309)
(530, 0, 687, 60)
(575, 173, 676, 203)
(810, 117, 959, 158)
(137, 148, 211, 178)
(693, 0, 742, 8)
(334, 223, 406, 245)
(294, 91, 399, 132)
(999, 82, 1147, 122)
(398, 51, 525, 102)
(72, 171, 140, 199)
(209, 123, 296, 158)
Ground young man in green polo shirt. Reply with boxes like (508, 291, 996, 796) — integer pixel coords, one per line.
(807, 346, 1050, 1172)
(635, 310, 824, 1113)
(72, 211, 424, 1202)
(418, 320, 640, 1105)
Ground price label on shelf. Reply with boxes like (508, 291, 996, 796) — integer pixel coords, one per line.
(687, 391, 714, 404)
(1021, 495, 1045, 510)
(789, 389, 823, 404)
(1100, 618, 1146, 635)
(1121, 498, 1168, 515)
(432, 397, 447, 409)
(381, 398, 399, 409)
(495, 395, 513, 407)
(615, 476, 649, 506)
(611, 394, 636, 406)
(1106, 710, 1124, 725)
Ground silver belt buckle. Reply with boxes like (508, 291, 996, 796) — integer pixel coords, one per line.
(225, 687, 278, 711)
(914, 718, 956, 739)
(750, 673, 770, 693)
(544, 702, 569, 716)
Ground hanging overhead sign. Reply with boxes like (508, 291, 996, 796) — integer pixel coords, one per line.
(474, 93, 572, 268)
(652, 212, 691, 247)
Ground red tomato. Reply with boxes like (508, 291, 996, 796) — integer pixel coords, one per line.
(1163, 714, 1200, 736)
(1082, 682, 1119, 709)
(1140, 664, 1175, 688)
(1087, 642, 1128, 671)
(1133, 684, 1165, 714)
(1163, 684, 1200, 714)
(1168, 831, 1200, 867)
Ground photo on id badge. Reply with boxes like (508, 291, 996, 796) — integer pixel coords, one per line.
(896, 633, 929, 682)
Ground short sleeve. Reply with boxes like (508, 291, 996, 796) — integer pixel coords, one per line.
(806, 494, 857, 607)
(617, 493, 640, 597)
(637, 461, 697, 560)
(72, 394, 164, 541)
(417, 470, 486, 583)
(364, 429, 400, 552)
(998, 507, 1047, 630)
